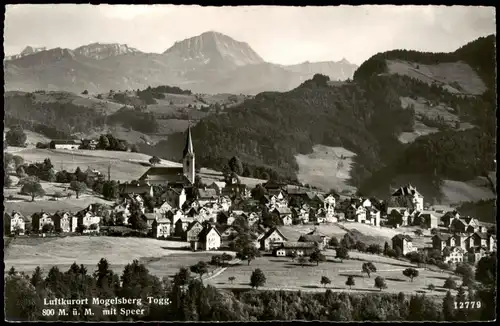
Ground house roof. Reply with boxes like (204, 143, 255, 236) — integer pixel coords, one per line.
(392, 234, 413, 242)
(443, 246, 466, 254)
(198, 188, 218, 199)
(391, 184, 421, 197)
(273, 207, 292, 215)
(433, 233, 451, 241)
(262, 227, 288, 241)
(9, 211, 31, 222)
(144, 213, 156, 221)
(51, 139, 80, 145)
(298, 235, 323, 243)
(197, 225, 221, 242)
(186, 220, 202, 232)
(139, 167, 189, 183)
(280, 241, 317, 249)
(387, 196, 415, 210)
(473, 232, 489, 239)
(120, 183, 151, 195)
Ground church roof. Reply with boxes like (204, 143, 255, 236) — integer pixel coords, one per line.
(139, 167, 190, 184)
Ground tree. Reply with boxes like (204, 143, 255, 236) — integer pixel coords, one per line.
(211, 255, 221, 267)
(16, 166, 27, 178)
(320, 276, 331, 287)
(21, 180, 45, 201)
(82, 90, 89, 95)
(443, 277, 457, 290)
(455, 263, 474, 284)
(228, 156, 243, 175)
(190, 261, 209, 282)
(367, 244, 382, 255)
(173, 267, 191, 287)
(236, 245, 260, 266)
(428, 284, 435, 292)
(130, 144, 139, 153)
(383, 241, 390, 255)
(228, 276, 235, 284)
(298, 256, 307, 267)
(309, 249, 326, 266)
(475, 254, 496, 285)
(355, 241, 367, 252)
(220, 253, 233, 266)
(394, 246, 402, 258)
(41, 223, 54, 234)
(329, 237, 339, 247)
(12, 155, 24, 168)
(430, 228, 440, 235)
(149, 156, 161, 166)
(102, 181, 119, 200)
(30, 266, 44, 288)
(70, 181, 87, 199)
(374, 276, 387, 291)
(345, 275, 355, 289)
(335, 246, 349, 262)
(403, 268, 419, 282)
(5, 175, 13, 188)
(414, 229, 424, 237)
(442, 291, 455, 321)
(6, 125, 27, 147)
(98, 134, 110, 150)
(362, 262, 377, 278)
(8, 266, 16, 276)
(290, 251, 298, 262)
(250, 269, 266, 289)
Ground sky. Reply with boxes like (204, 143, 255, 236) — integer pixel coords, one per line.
(4, 5, 496, 65)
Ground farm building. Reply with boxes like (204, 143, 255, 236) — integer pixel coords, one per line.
(273, 241, 318, 257)
(50, 140, 81, 150)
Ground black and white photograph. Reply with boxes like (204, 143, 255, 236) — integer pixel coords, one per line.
(3, 4, 497, 322)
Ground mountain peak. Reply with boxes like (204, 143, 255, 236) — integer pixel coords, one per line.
(164, 31, 264, 66)
(73, 43, 141, 60)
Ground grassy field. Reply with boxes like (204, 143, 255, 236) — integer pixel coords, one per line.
(295, 145, 357, 194)
(279, 224, 347, 241)
(205, 251, 458, 295)
(4, 196, 115, 216)
(4, 129, 52, 148)
(386, 60, 486, 95)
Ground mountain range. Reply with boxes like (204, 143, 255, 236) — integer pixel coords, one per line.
(3, 31, 358, 95)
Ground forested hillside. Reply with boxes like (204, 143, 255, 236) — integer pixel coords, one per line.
(152, 35, 496, 197)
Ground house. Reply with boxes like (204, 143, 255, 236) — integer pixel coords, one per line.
(443, 246, 466, 264)
(467, 247, 488, 264)
(389, 184, 424, 212)
(303, 228, 329, 248)
(432, 234, 451, 251)
(197, 187, 218, 206)
(152, 217, 171, 238)
(143, 213, 157, 229)
(345, 204, 366, 221)
(209, 182, 225, 196)
(186, 220, 204, 242)
(85, 167, 104, 181)
(298, 234, 324, 250)
(466, 232, 495, 251)
(31, 211, 54, 232)
(74, 207, 101, 233)
(6, 211, 30, 235)
(463, 217, 488, 233)
(245, 212, 260, 226)
(291, 206, 310, 224)
(414, 211, 438, 229)
(323, 194, 336, 215)
(271, 207, 293, 225)
(260, 227, 288, 251)
(274, 242, 318, 257)
(195, 225, 222, 251)
(449, 218, 469, 234)
(50, 139, 81, 150)
(218, 196, 232, 211)
(51, 211, 74, 233)
(441, 211, 460, 227)
(391, 234, 417, 255)
(365, 207, 381, 227)
(447, 233, 468, 250)
(81, 138, 98, 150)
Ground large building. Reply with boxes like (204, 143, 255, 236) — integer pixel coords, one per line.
(139, 127, 196, 186)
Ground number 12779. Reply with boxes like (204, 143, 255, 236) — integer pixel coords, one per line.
(454, 301, 481, 309)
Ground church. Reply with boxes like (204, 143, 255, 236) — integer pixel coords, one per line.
(139, 127, 196, 187)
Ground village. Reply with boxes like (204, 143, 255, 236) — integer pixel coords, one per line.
(5, 128, 496, 273)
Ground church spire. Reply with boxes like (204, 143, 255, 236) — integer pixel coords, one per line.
(183, 125, 194, 157)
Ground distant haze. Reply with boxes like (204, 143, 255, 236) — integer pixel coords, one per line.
(4, 5, 495, 65)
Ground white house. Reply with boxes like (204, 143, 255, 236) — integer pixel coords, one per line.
(443, 246, 466, 264)
(196, 226, 222, 251)
(50, 140, 81, 150)
(7, 211, 29, 235)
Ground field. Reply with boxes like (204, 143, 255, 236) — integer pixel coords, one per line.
(295, 145, 357, 194)
(4, 236, 228, 278)
(386, 59, 487, 95)
(206, 250, 458, 295)
(4, 128, 52, 147)
(440, 178, 496, 204)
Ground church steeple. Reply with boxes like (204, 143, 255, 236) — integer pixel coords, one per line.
(182, 125, 195, 184)
(183, 126, 194, 158)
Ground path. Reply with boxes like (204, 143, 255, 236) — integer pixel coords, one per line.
(203, 259, 241, 281)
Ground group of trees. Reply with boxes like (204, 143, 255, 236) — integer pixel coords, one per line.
(108, 108, 159, 134)
(5, 125, 27, 147)
(5, 254, 496, 321)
